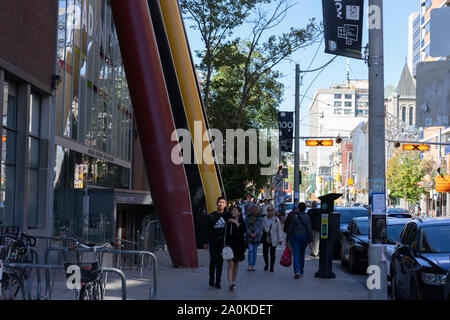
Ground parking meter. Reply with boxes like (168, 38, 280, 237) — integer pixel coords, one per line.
(315, 193, 342, 279)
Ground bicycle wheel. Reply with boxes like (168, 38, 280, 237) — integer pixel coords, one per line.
(1, 273, 26, 300)
(92, 280, 103, 300)
(78, 284, 91, 300)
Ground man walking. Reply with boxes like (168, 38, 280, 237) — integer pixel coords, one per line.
(307, 201, 321, 257)
(207, 196, 229, 289)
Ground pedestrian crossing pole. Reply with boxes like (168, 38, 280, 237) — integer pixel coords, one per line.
(368, 0, 388, 300)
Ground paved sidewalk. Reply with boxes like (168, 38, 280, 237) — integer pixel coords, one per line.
(39, 245, 368, 300)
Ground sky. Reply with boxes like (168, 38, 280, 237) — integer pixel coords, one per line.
(183, 0, 421, 153)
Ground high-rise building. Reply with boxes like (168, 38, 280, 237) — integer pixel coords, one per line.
(409, 0, 449, 76)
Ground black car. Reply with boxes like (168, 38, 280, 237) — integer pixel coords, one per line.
(340, 217, 369, 273)
(390, 218, 450, 300)
(387, 208, 412, 219)
(341, 217, 410, 274)
(333, 207, 368, 258)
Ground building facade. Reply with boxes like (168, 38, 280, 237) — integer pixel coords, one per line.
(53, 0, 155, 244)
(0, 1, 58, 235)
(308, 80, 369, 197)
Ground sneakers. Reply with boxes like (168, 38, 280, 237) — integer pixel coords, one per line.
(209, 278, 215, 287)
(294, 274, 300, 279)
(229, 283, 236, 291)
(214, 283, 221, 289)
(269, 267, 274, 272)
(264, 265, 268, 271)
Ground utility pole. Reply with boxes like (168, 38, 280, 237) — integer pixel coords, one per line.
(294, 64, 300, 206)
(368, 0, 387, 300)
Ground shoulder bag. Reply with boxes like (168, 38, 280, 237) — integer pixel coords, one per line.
(222, 222, 234, 260)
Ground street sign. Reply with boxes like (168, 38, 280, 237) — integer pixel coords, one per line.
(305, 140, 334, 146)
(322, 0, 364, 60)
(273, 175, 283, 191)
(416, 60, 450, 127)
(402, 144, 430, 152)
(278, 112, 294, 152)
(436, 175, 450, 193)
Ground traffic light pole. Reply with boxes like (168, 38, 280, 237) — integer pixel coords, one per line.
(294, 64, 300, 206)
(368, 0, 387, 300)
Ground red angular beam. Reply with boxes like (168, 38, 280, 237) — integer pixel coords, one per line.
(110, 0, 198, 267)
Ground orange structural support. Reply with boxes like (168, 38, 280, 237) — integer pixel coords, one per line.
(110, 0, 198, 267)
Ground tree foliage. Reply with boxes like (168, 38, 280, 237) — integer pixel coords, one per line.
(387, 150, 433, 203)
(181, 0, 322, 200)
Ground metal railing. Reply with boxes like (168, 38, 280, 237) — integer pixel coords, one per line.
(44, 246, 157, 299)
(3, 263, 127, 300)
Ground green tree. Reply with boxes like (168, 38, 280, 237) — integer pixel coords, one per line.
(387, 150, 432, 203)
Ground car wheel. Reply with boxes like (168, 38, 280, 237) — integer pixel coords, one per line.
(349, 249, 359, 274)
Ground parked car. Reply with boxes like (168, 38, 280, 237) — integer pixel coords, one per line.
(387, 208, 412, 219)
(390, 218, 450, 300)
(333, 207, 369, 259)
(340, 217, 369, 273)
(340, 217, 410, 274)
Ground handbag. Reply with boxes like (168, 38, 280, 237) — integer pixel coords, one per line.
(280, 244, 292, 267)
(222, 222, 234, 260)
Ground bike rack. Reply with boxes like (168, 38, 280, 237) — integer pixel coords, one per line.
(3, 263, 127, 300)
(44, 246, 157, 299)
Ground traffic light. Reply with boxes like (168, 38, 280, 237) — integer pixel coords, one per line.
(403, 144, 430, 151)
(306, 140, 334, 146)
(394, 142, 401, 148)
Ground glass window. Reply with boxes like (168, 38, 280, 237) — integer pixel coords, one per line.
(344, 94, 352, 100)
(334, 101, 342, 107)
(419, 226, 450, 253)
(345, 101, 352, 107)
(29, 138, 40, 169)
(334, 109, 342, 115)
(30, 94, 41, 137)
(344, 109, 351, 115)
(338, 209, 368, 224)
(386, 223, 408, 244)
(402, 106, 406, 122)
(28, 169, 39, 228)
(334, 94, 342, 99)
(409, 107, 413, 125)
(3, 81, 17, 129)
(365, 110, 368, 115)
(355, 220, 368, 235)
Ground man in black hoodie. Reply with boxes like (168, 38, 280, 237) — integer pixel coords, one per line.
(207, 196, 228, 289)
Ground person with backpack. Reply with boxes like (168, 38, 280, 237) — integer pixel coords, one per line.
(286, 202, 312, 279)
(262, 206, 283, 272)
(207, 196, 229, 288)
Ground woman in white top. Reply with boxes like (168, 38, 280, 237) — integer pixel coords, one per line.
(262, 206, 283, 272)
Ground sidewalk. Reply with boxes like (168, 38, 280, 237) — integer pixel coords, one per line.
(41, 245, 368, 300)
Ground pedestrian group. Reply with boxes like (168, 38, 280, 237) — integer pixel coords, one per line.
(206, 195, 316, 290)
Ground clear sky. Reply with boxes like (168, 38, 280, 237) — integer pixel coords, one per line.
(184, 0, 421, 152)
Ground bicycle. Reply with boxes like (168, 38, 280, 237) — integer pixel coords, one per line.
(64, 242, 109, 300)
(0, 231, 37, 300)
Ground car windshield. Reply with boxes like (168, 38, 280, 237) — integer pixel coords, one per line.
(420, 225, 450, 253)
(339, 210, 368, 224)
(355, 220, 368, 235)
(386, 223, 407, 243)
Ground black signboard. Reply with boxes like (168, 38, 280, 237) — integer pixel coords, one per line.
(322, 0, 364, 60)
(278, 111, 294, 152)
